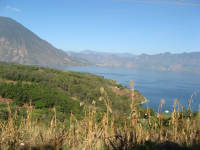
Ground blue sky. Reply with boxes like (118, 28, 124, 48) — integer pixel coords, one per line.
(0, 0, 200, 54)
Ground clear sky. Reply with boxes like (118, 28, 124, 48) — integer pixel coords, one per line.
(0, 0, 200, 54)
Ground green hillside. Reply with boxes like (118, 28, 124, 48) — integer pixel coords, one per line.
(0, 62, 145, 120)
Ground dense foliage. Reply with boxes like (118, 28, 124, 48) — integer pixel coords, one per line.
(0, 62, 145, 120)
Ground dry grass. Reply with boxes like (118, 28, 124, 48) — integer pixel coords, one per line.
(0, 82, 200, 150)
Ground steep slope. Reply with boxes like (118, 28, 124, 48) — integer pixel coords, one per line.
(0, 16, 84, 67)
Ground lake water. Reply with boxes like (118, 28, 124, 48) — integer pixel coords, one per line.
(66, 66, 200, 112)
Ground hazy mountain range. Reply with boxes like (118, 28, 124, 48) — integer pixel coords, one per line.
(68, 51, 200, 73)
(0, 16, 200, 73)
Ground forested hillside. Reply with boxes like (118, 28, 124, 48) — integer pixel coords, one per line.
(0, 62, 145, 120)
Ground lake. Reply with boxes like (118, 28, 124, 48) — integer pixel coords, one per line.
(66, 66, 200, 112)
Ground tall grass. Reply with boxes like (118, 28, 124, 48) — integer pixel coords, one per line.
(0, 82, 200, 150)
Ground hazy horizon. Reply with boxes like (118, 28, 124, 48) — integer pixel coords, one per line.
(68, 49, 200, 55)
(0, 0, 200, 54)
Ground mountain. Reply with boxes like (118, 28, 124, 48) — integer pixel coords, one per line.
(68, 50, 136, 67)
(69, 50, 200, 73)
(1, 16, 199, 72)
(131, 52, 200, 72)
(0, 16, 85, 67)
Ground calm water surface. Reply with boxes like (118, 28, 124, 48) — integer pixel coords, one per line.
(66, 66, 200, 112)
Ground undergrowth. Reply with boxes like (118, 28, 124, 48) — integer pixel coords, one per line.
(0, 81, 199, 150)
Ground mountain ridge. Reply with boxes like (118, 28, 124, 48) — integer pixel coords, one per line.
(0, 16, 199, 73)
(0, 16, 85, 67)
(68, 50, 200, 73)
